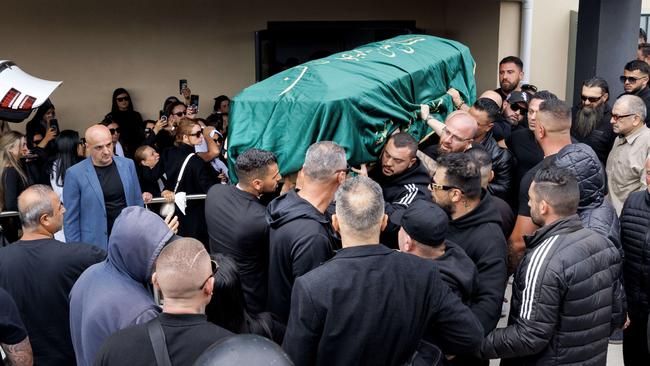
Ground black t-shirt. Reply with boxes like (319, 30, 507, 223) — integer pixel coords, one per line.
(0, 287, 27, 346)
(517, 155, 557, 217)
(94, 313, 232, 366)
(94, 162, 127, 235)
(507, 128, 544, 187)
(0, 238, 105, 366)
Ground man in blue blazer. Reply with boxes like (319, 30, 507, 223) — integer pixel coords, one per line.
(64, 124, 144, 250)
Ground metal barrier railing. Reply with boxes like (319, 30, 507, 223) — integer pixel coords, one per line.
(0, 194, 208, 218)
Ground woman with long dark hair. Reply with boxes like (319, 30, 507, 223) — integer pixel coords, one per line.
(48, 130, 85, 241)
(25, 99, 58, 155)
(207, 254, 285, 344)
(104, 88, 144, 158)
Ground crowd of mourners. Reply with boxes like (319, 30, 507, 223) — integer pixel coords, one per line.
(1, 33, 650, 366)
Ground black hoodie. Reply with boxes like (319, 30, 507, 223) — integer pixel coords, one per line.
(370, 158, 431, 248)
(447, 190, 507, 335)
(266, 189, 339, 323)
(436, 240, 479, 305)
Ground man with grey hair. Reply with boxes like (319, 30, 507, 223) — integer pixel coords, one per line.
(606, 94, 650, 214)
(282, 176, 483, 365)
(266, 141, 347, 322)
(0, 185, 106, 366)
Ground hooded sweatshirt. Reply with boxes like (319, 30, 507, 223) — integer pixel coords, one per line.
(370, 158, 431, 248)
(447, 190, 507, 335)
(266, 189, 338, 323)
(69, 206, 175, 366)
(436, 240, 479, 305)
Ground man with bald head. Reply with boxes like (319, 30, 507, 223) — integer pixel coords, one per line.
(606, 94, 650, 214)
(0, 185, 105, 365)
(421, 108, 478, 162)
(94, 238, 232, 365)
(63, 124, 143, 250)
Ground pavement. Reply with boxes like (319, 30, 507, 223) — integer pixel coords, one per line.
(490, 280, 624, 366)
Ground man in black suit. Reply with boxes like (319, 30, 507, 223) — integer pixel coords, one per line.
(282, 176, 483, 366)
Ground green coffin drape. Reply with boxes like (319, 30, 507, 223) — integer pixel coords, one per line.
(227, 34, 476, 181)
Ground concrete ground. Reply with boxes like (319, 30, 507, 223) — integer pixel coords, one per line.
(490, 281, 624, 366)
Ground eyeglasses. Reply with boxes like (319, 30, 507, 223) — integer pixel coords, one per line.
(188, 130, 203, 138)
(441, 126, 472, 143)
(429, 181, 464, 193)
(611, 113, 636, 122)
(510, 103, 528, 113)
(116, 96, 130, 102)
(620, 75, 648, 84)
(172, 111, 186, 117)
(198, 260, 219, 290)
(109, 128, 121, 135)
(334, 164, 351, 175)
(580, 95, 602, 103)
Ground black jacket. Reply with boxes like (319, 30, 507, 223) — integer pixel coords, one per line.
(370, 158, 430, 248)
(447, 190, 507, 335)
(629, 86, 650, 127)
(162, 143, 218, 244)
(266, 190, 338, 323)
(481, 215, 623, 365)
(436, 240, 479, 305)
(206, 184, 269, 314)
(476, 131, 514, 200)
(282, 244, 483, 366)
(135, 162, 166, 197)
(620, 189, 650, 320)
(552, 143, 621, 252)
(507, 128, 544, 190)
(570, 104, 616, 165)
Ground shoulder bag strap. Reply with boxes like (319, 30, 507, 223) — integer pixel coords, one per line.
(147, 318, 173, 366)
(173, 153, 195, 193)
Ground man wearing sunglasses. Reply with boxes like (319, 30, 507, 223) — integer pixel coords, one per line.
(94, 238, 232, 366)
(621, 60, 650, 126)
(571, 77, 615, 165)
(502, 91, 530, 128)
(606, 95, 650, 215)
(101, 120, 125, 157)
(430, 153, 507, 340)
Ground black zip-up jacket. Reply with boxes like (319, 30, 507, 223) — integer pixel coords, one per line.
(266, 190, 338, 323)
(282, 244, 483, 366)
(481, 215, 623, 365)
(370, 158, 430, 248)
(447, 190, 507, 334)
(620, 189, 650, 320)
(436, 240, 479, 305)
(476, 131, 514, 200)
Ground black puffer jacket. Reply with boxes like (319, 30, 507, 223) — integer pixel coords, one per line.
(477, 131, 513, 200)
(552, 143, 621, 252)
(619, 189, 650, 319)
(481, 215, 623, 365)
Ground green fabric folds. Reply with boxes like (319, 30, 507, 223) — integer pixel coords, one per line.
(228, 34, 476, 180)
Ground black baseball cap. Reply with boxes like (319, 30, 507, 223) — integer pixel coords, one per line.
(391, 200, 449, 246)
(506, 91, 531, 106)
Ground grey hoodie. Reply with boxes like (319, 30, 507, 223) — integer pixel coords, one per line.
(69, 206, 175, 366)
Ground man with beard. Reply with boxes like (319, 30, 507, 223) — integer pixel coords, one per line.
(205, 148, 282, 314)
(502, 91, 530, 130)
(430, 153, 507, 341)
(421, 110, 477, 162)
(571, 77, 615, 165)
(495, 56, 524, 101)
(621, 60, 650, 126)
(637, 43, 650, 64)
(368, 132, 431, 248)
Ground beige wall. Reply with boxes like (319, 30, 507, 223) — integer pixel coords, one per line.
(2, 0, 502, 134)
(497, 1, 521, 88)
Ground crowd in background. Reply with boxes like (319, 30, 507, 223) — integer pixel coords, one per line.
(0, 33, 649, 366)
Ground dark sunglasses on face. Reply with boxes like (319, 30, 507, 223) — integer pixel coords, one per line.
(581, 95, 602, 103)
(198, 260, 219, 290)
(620, 75, 648, 84)
(172, 111, 186, 117)
(429, 181, 464, 193)
(510, 103, 527, 113)
(116, 96, 130, 102)
(109, 128, 121, 135)
(188, 130, 203, 138)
